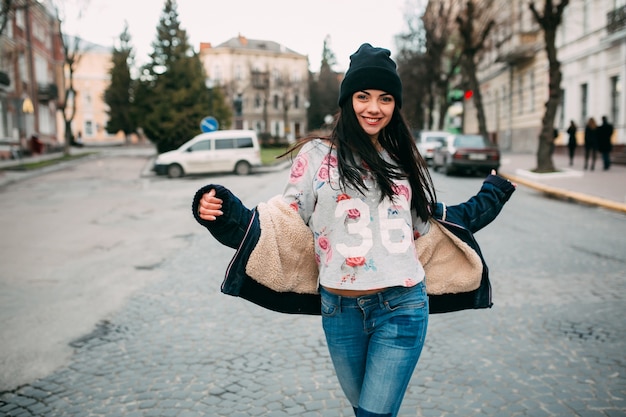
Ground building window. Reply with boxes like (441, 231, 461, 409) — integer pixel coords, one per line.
(213, 65, 222, 84)
(254, 93, 262, 109)
(18, 52, 27, 82)
(273, 94, 279, 110)
(235, 65, 242, 81)
(529, 71, 535, 113)
(35, 56, 48, 83)
(16, 9, 24, 29)
(85, 120, 94, 136)
(294, 93, 299, 109)
(610, 76, 621, 125)
(518, 75, 523, 114)
(580, 83, 588, 123)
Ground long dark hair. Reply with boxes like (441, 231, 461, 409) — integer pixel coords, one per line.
(283, 102, 436, 221)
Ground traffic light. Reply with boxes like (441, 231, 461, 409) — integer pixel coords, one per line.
(464, 90, 474, 100)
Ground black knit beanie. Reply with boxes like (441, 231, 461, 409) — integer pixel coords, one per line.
(338, 43, 403, 108)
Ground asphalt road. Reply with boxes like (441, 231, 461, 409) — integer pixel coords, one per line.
(1, 151, 625, 416)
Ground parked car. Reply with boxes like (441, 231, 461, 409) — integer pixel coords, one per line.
(432, 133, 500, 176)
(153, 130, 262, 178)
(415, 130, 450, 165)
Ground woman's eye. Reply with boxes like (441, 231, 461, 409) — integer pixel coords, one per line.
(381, 96, 394, 103)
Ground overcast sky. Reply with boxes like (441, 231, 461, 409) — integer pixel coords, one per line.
(62, 0, 418, 72)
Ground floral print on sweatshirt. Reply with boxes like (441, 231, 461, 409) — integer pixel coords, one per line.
(282, 139, 426, 291)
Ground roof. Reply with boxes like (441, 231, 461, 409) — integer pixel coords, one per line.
(212, 35, 305, 57)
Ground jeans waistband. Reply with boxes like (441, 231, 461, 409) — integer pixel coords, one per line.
(319, 282, 425, 308)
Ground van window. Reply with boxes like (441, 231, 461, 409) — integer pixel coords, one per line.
(215, 138, 235, 150)
(235, 137, 254, 148)
(189, 140, 211, 151)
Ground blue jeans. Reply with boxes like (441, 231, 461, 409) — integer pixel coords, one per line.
(320, 283, 429, 417)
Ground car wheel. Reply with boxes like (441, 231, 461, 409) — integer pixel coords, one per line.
(234, 161, 251, 176)
(167, 164, 184, 178)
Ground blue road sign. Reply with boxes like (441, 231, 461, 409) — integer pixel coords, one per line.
(200, 116, 219, 133)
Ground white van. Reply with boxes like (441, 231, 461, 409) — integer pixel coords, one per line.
(153, 130, 262, 178)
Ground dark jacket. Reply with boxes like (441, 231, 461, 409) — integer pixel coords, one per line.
(585, 126, 598, 150)
(192, 174, 515, 315)
(597, 122, 614, 153)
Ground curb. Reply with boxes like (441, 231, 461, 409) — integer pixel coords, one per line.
(501, 173, 626, 215)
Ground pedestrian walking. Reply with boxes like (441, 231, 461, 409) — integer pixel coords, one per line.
(192, 43, 516, 417)
(584, 117, 598, 170)
(598, 116, 614, 170)
(566, 120, 577, 166)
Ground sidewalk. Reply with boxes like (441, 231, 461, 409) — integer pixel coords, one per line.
(0, 144, 157, 188)
(497, 150, 626, 214)
(1, 144, 625, 214)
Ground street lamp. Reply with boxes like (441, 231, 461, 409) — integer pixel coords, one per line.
(22, 97, 34, 114)
(205, 79, 214, 116)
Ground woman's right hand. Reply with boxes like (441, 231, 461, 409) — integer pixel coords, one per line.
(198, 188, 223, 221)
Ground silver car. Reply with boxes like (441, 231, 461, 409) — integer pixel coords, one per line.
(415, 131, 450, 165)
(432, 134, 500, 176)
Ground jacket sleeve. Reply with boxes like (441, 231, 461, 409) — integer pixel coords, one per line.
(192, 184, 255, 249)
(433, 174, 515, 233)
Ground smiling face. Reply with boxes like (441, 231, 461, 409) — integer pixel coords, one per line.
(352, 89, 395, 145)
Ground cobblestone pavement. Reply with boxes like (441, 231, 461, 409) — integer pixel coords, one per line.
(1, 154, 625, 417)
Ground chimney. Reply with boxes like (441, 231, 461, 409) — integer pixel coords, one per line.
(199, 42, 212, 51)
(238, 33, 248, 45)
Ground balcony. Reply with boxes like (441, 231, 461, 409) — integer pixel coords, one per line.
(495, 30, 542, 65)
(0, 71, 10, 87)
(607, 5, 626, 34)
(251, 70, 269, 90)
(37, 83, 58, 102)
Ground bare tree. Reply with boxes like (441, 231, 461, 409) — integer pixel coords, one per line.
(53, 0, 90, 156)
(396, 0, 429, 130)
(456, 0, 495, 140)
(422, 0, 463, 130)
(57, 33, 83, 156)
(529, 0, 569, 172)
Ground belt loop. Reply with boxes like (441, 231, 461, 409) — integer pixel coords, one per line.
(378, 291, 386, 309)
(337, 294, 342, 313)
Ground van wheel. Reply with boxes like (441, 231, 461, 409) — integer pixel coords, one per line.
(167, 164, 184, 178)
(234, 161, 251, 176)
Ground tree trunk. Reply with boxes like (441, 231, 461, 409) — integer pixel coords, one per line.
(437, 99, 450, 131)
(465, 58, 489, 140)
(535, 27, 561, 172)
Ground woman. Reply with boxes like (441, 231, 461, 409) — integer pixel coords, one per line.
(566, 120, 577, 166)
(280, 43, 435, 416)
(584, 117, 598, 170)
(195, 43, 515, 416)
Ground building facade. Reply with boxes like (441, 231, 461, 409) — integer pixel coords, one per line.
(68, 39, 119, 144)
(462, 0, 625, 152)
(0, 0, 64, 151)
(199, 34, 309, 143)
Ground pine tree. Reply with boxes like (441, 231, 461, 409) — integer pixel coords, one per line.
(134, 0, 230, 153)
(104, 22, 135, 142)
(308, 36, 340, 131)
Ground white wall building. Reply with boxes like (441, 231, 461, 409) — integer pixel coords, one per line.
(463, 0, 625, 152)
(199, 34, 309, 143)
